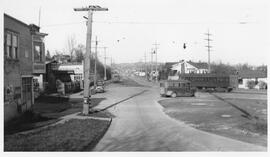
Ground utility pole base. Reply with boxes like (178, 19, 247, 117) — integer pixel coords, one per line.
(82, 96, 91, 115)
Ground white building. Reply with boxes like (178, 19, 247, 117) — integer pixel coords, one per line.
(58, 63, 84, 89)
(238, 70, 267, 89)
(171, 60, 209, 74)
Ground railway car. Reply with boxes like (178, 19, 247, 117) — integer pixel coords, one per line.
(178, 74, 238, 92)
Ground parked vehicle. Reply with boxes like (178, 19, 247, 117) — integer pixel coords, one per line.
(95, 80, 105, 93)
(160, 79, 195, 97)
(112, 73, 121, 83)
(178, 74, 238, 92)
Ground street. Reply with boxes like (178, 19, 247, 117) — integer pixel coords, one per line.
(92, 76, 266, 151)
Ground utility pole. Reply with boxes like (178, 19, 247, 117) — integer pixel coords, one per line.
(94, 36, 98, 88)
(144, 53, 147, 80)
(153, 42, 160, 82)
(110, 57, 113, 69)
(38, 7, 41, 27)
(205, 29, 212, 73)
(150, 49, 153, 80)
(103, 47, 107, 81)
(74, 5, 108, 115)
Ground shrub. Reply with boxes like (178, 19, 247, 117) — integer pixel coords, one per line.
(258, 81, 267, 89)
(246, 80, 256, 89)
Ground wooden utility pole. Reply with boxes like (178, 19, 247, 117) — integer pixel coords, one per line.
(144, 53, 147, 80)
(74, 5, 108, 115)
(153, 42, 160, 82)
(150, 49, 153, 80)
(205, 30, 212, 73)
(103, 47, 107, 81)
(94, 36, 98, 88)
(38, 7, 41, 27)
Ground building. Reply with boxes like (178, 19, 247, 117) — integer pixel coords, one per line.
(171, 60, 209, 74)
(45, 61, 80, 94)
(238, 70, 267, 89)
(4, 14, 47, 122)
(31, 24, 48, 94)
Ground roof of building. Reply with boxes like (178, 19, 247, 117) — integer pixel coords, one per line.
(238, 70, 267, 78)
(187, 61, 208, 69)
(164, 62, 178, 69)
(4, 13, 29, 28)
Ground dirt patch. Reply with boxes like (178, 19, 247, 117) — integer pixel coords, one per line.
(4, 119, 111, 151)
(158, 92, 267, 147)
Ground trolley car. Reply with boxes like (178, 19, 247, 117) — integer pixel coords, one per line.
(178, 74, 238, 92)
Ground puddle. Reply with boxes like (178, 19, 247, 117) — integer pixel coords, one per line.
(221, 114, 232, 118)
(191, 103, 208, 106)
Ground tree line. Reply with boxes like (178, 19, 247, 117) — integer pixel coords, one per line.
(45, 35, 111, 80)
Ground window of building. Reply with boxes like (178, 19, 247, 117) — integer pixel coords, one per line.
(4, 31, 18, 59)
(34, 42, 42, 62)
(238, 78, 243, 85)
(12, 35, 18, 59)
(6, 32, 12, 58)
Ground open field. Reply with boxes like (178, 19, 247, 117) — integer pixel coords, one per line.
(159, 91, 267, 147)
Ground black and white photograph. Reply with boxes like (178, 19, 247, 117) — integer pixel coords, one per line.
(1, 0, 269, 155)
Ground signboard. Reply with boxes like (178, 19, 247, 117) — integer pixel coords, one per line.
(33, 63, 46, 74)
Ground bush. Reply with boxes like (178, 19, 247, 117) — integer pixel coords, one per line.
(258, 81, 267, 89)
(246, 80, 256, 89)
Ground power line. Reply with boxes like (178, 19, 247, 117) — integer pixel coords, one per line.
(41, 20, 258, 27)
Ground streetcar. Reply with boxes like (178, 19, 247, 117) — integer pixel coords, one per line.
(178, 74, 238, 92)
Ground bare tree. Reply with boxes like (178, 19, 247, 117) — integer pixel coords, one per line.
(74, 44, 85, 63)
(46, 50, 52, 61)
(66, 35, 77, 61)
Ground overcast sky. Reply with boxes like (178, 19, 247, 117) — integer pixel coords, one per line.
(2, 0, 270, 65)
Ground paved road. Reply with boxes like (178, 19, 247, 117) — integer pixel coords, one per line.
(93, 76, 266, 151)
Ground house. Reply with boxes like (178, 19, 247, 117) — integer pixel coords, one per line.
(4, 14, 47, 122)
(237, 70, 267, 89)
(58, 63, 84, 89)
(171, 60, 209, 74)
(44, 61, 78, 94)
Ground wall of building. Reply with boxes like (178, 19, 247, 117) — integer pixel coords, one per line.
(4, 15, 33, 122)
(238, 78, 267, 89)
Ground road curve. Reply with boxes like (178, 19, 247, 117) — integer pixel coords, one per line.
(93, 78, 266, 151)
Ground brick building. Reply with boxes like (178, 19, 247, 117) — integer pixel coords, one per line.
(4, 14, 47, 122)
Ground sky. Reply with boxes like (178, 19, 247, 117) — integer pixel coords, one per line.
(2, 0, 270, 65)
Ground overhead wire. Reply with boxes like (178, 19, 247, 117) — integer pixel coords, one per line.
(41, 20, 258, 27)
